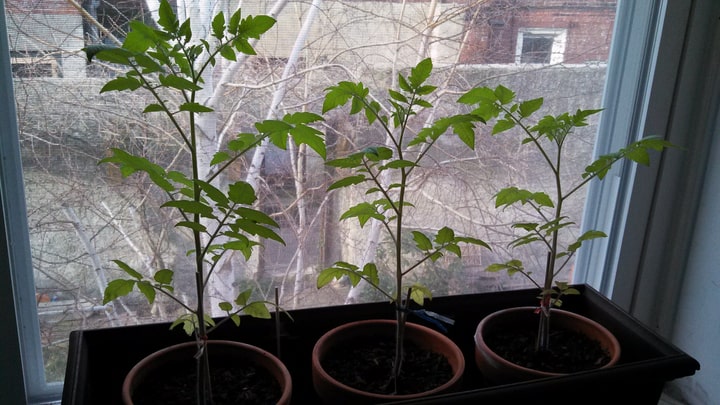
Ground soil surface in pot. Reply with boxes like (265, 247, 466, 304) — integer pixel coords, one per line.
(485, 326, 611, 374)
(322, 338, 453, 395)
(132, 362, 281, 405)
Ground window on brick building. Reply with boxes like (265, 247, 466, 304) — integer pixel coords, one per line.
(516, 28, 567, 64)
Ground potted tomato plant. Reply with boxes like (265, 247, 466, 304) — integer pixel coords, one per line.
(313, 58, 489, 403)
(457, 84, 675, 383)
(82, 1, 324, 403)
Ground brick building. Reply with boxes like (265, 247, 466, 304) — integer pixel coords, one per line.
(461, 0, 617, 65)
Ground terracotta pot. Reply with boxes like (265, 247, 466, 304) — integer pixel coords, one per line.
(312, 319, 465, 404)
(122, 340, 292, 405)
(474, 306, 621, 384)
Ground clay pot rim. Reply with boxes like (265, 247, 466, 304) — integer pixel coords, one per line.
(122, 339, 292, 405)
(312, 319, 465, 400)
(474, 306, 621, 378)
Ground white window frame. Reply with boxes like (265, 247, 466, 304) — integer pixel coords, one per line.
(515, 28, 567, 64)
(10, 54, 60, 78)
(1, 0, 708, 402)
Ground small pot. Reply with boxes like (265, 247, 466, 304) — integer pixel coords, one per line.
(122, 340, 292, 405)
(311, 319, 465, 405)
(474, 306, 621, 383)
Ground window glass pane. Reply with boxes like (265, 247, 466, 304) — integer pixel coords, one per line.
(5, 0, 617, 385)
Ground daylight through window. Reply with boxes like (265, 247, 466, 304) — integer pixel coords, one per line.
(4, 0, 618, 386)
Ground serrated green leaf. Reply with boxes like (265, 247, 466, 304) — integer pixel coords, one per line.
(361, 263, 379, 286)
(212, 12, 226, 39)
(492, 119, 515, 135)
(136, 281, 156, 304)
(412, 231, 433, 251)
(519, 98, 543, 118)
(103, 279, 136, 304)
(157, 0, 178, 32)
(235, 288, 253, 306)
(408, 58, 432, 88)
(435, 226, 455, 244)
(339, 202, 384, 227)
(244, 301, 271, 319)
(228, 181, 256, 205)
(317, 262, 361, 288)
(409, 284, 432, 305)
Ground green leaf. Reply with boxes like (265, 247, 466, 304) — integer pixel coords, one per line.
(326, 153, 364, 168)
(103, 279, 136, 304)
(233, 219, 284, 244)
(157, 0, 178, 32)
(238, 15, 276, 39)
(143, 104, 165, 113)
(176, 221, 207, 232)
(228, 181, 257, 205)
(361, 263, 380, 287)
(196, 180, 229, 207)
(408, 58, 432, 88)
(153, 269, 174, 284)
(328, 175, 366, 191)
(211, 151, 230, 166)
(100, 76, 143, 93)
(235, 289, 253, 306)
(383, 159, 417, 169)
(161, 200, 214, 217)
(519, 98, 543, 118)
(340, 202, 385, 227)
(455, 236, 491, 250)
(317, 262, 361, 288)
(492, 119, 515, 135)
(234, 207, 279, 227)
(230, 314, 241, 327)
(567, 230, 607, 252)
(136, 281, 156, 304)
(435, 226, 455, 244)
(211, 12, 226, 40)
(244, 301, 271, 319)
(486, 259, 524, 276)
(412, 231, 433, 251)
(179, 102, 214, 113)
(112, 259, 143, 280)
(289, 124, 326, 159)
(494, 85, 515, 104)
(159, 74, 201, 91)
(219, 301, 233, 312)
(409, 284, 432, 306)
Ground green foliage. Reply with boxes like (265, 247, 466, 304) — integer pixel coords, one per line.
(459, 84, 675, 319)
(316, 58, 490, 388)
(87, 0, 311, 344)
(318, 58, 489, 308)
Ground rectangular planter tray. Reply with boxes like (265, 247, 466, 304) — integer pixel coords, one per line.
(62, 284, 699, 404)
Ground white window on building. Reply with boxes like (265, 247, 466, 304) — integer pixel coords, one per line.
(516, 28, 567, 64)
(11, 52, 59, 78)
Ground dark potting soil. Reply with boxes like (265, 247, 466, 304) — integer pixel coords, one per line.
(485, 326, 611, 374)
(132, 362, 281, 405)
(322, 339, 453, 395)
